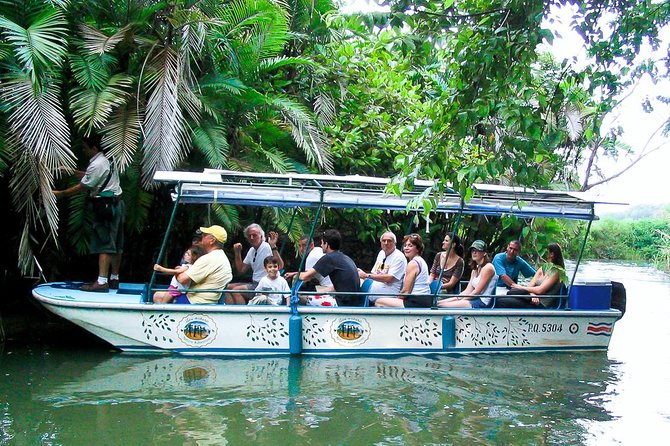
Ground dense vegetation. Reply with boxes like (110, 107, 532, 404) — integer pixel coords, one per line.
(0, 0, 669, 288)
(578, 205, 670, 271)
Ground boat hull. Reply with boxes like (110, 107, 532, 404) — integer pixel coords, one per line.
(33, 282, 620, 356)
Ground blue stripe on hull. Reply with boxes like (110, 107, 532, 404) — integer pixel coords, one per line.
(116, 345, 608, 355)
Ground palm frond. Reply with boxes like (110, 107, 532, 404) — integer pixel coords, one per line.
(69, 53, 111, 90)
(173, 9, 209, 87)
(247, 20, 290, 63)
(257, 55, 316, 73)
(564, 104, 584, 142)
(178, 79, 202, 123)
(215, 0, 289, 71)
(200, 76, 247, 95)
(141, 48, 190, 186)
(9, 146, 60, 273)
(47, 0, 70, 8)
(256, 142, 291, 172)
(0, 43, 12, 61)
(0, 8, 68, 86)
(269, 96, 332, 172)
(102, 100, 141, 172)
(192, 124, 230, 168)
(0, 76, 74, 171)
(70, 74, 133, 135)
(313, 92, 335, 127)
(79, 24, 131, 56)
(212, 203, 240, 234)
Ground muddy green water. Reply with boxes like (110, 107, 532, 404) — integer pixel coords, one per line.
(1, 262, 668, 445)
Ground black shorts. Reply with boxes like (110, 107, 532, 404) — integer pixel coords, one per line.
(404, 295, 433, 308)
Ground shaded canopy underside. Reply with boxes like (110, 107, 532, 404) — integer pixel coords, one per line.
(153, 169, 621, 220)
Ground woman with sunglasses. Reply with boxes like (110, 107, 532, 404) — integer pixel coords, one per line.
(375, 233, 432, 308)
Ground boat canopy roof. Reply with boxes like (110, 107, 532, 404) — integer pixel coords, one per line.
(153, 169, 605, 221)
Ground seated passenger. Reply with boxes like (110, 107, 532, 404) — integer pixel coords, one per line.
(375, 233, 432, 308)
(428, 232, 465, 294)
(357, 231, 407, 304)
(248, 255, 291, 305)
(226, 223, 284, 304)
(153, 245, 204, 303)
(298, 229, 362, 306)
(284, 234, 333, 293)
(437, 240, 497, 308)
(499, 243, 566, 308)
(492, 239, 536, 296)
(175, 225, 232, 304)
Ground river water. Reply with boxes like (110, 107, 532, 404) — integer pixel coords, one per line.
(1, 262, 669, 445)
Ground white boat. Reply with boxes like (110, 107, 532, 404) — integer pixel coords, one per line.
(32, 169, 625, 356)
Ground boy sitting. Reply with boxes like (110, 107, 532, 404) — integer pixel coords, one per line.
(248, 255, 291, 305)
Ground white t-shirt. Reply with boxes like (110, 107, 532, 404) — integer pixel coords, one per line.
(243, 241, 273, 282)
(254, 275, 291, 305)
(368, 249, 407, 301)
(305, 246, 333, 287)
(170, 263, 190, 290)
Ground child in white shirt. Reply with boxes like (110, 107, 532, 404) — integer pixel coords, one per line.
(249, 255, 290, 305)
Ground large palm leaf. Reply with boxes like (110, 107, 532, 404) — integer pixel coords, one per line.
(0, 8, 68, 88)
(269, 95, 332, 172)
(141, 47, 190, 186)
(0, 76, 74, 171)
(102, 101, 141, 170)
(70, 74, 133, 135)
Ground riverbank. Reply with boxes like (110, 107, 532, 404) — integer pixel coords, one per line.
(1, 299, 104, 348)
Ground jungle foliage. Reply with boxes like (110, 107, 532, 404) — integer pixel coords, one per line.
(0, 0, 669, 282)
(578, 210, 670, 271)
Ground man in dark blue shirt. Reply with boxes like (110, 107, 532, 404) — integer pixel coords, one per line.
(299, 229, 362, 306)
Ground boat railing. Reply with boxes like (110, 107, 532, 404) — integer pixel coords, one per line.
(148, 264, 575, 309)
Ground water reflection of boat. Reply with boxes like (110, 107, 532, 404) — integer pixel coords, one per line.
(39, 353, 613, 410)
(25, 352, 618, 444)
(33, 170, 625, 356)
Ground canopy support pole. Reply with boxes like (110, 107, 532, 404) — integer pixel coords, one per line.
(146, 183, 183, 303)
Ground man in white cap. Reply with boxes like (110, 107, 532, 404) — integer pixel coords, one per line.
(175, 225, 232, 304)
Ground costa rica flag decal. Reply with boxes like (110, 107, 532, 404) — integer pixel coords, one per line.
(586, 322, 613, 336)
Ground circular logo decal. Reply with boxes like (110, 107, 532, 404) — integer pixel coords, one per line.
(178, 314, 218, 346)
(331, 318, 370, 346)
(569, 323, 579, 334)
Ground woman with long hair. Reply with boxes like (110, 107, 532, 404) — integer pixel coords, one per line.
(375, 233, 432, 308)
(508, 242, 566, 308)
(437, 240, 497, 308)
(428, 232, 465, 294)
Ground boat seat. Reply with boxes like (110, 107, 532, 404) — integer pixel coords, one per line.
(361, 277, 373, 307)
(554, 283, 569, 309)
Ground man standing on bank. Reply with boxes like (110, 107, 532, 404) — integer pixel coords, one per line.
(492, 239, 536, 296)
(53, 135, 124, 293)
